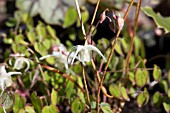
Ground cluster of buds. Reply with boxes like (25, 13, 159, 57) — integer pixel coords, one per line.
(99, 9, 124, 31)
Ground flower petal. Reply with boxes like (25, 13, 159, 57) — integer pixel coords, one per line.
(24, 59, 31, 72)
(39, 54, 53, 60)
(8, 72, 21, 76)
(0, 65, 7, 75)
(84, 45, 106, 62)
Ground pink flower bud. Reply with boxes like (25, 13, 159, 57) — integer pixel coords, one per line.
(100, 11, 106, 23)
(117, 17, 124, 30)
(100, 9, 109, 23)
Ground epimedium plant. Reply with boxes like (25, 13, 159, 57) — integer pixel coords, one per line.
(1, 0, 170, 113)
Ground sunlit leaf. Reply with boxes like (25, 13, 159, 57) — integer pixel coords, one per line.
(121, 87, 130, 101)
(46, 25, 57, 39)
(25, 105, 36, 113)
(135, 69, 148, 87)
(142, 6, 170, 33)
(137, 88, 149, 107)
(51, 89, 58, 105)
(109, 84, 121, 99)
(128, 71, 135, 85)
(27, 31, 36, 44)
(42, 105, 58, 113)
(63, 7, 77, 28)
(153, 64, 161, 81)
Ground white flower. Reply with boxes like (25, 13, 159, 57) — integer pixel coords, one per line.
(68, 44, 106, 65)
(9, 53, 31, 72)
(40, 44, 70, 70)
(0, 64, 21, 95)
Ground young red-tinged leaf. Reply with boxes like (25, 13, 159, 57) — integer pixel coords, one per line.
(109, 84, 121, 99)
(153, 64, 161, 81)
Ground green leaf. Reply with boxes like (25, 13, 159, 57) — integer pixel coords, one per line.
(0, 106, 4, 113)
(152, 92, 162, 107)
(34, 42, 47, 56)
(77, 77, 85, 103)
(51, 89, 58, 105)
(66, 78, 75, 98)
(71, 98, 85, 113)
(159, 80, 168, 93)
(25, 105, 36, 113)
(100, 102, 112, 113)
(128, 72, 135, 85)
(46, 25, 57, 39)
(121, 87, 130, 101)
(42, 38, 51, 50)
(13, 93, 25, 113)
(27, 31, 36, 43)
(91, 101, 96, 109)
(142, 6, 170, 33)
(163, 97, 170, 113)
(134, 36, 142, 56)
(30, 92, 43, 113)
(113, 39, 124, 56)
(109, 84, 121, 99)
(135, 69, 148, 87)
(36, 22, 46, 41)
(15, 34, 29, 45)
(42, 105, 58, 113)
(76, 6, 89, 27)
(153, 64, 161, 81)
(4, 37, 13, 44)
(18, 108, 25, 113)
(137, 89, 149, 107)
(63, 7, 77, 28)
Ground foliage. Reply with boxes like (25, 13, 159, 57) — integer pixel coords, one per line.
(1, 0, 170, 113)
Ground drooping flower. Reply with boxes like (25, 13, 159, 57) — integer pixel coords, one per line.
(0, 64, 21, 95)
(68, 44, 106, 65)
(9, 53, 31, 72)
(112, 11, 124, 30)
(40, 44, 71, 70)
(100, 8, 111, 23)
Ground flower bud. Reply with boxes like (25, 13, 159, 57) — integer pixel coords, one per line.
(99, 9, 109, 23)
(117, 17, 124, 30)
